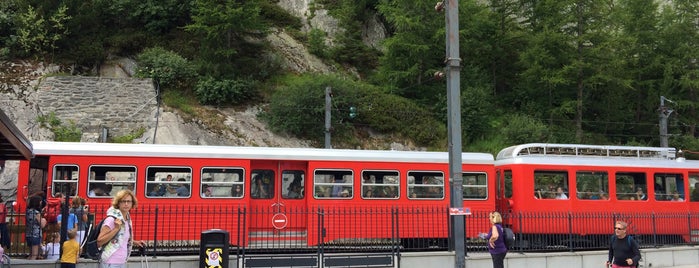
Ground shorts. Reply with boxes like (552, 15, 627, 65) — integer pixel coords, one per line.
(26, 236, 41, 246)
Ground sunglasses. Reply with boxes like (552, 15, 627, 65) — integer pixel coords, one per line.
(614, 227, 625, 230)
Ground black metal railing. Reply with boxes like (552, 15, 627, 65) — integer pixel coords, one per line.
(5, 204, 698, 258)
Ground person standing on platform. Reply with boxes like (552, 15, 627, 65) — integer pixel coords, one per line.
(97, 190, 145, 268)
(486, 211, 507, 268)
(60, 229, 80, 268)
(606, 220, 641, 268)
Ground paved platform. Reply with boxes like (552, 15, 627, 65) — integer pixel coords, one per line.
(3, 246, 698, 268)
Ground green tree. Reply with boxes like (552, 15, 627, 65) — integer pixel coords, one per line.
(658, 0, 699, 141)
(517, 0, 615, 143)
(375, 0, 445, 101)
(15, 4, 70, 58)
(185, 0, 268, 79)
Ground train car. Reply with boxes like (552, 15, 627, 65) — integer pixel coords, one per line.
(16, 141, 495, 249)
(495, 143, 699, 248)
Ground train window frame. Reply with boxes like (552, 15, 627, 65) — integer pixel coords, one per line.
(52, 165, 78, 197)
(88, 165, 137, 198)
(462, 172, 487, 200)
(614, 172, 646, 201)
(533, 170, 569, 200)
(251, 169, 275, 199)
(313, 169, 354, 199)
(361, 170, 399, 199)
(281, 170, 305, 199)
(654, 173, 685, 202)
(144, 166, 192, 198)
(407, 171, 444, 200)
(691, 173, 699, 202)
(201, 167, 245, 198)
(503, 170, 512, 198)
(575, 171, 609, 200)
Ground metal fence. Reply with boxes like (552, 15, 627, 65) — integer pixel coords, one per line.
(4, 204, 699, 258)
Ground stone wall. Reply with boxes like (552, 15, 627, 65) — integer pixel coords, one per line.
(36, 76, 157, 140)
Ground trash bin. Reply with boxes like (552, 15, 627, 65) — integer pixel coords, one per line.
(200, 229, 229, 268)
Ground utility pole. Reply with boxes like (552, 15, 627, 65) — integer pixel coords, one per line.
(439, 0, 465, 267)
(325, 86, 332, 149)
(659, 96, 674, 147)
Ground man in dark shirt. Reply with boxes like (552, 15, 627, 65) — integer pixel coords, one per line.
(606, 221, 641, 268)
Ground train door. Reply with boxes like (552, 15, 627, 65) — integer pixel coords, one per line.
(249, 160, 308, 236)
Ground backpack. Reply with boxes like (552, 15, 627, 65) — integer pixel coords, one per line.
(83, 216, 116, 260)
(43, 198, 61, 224)
(503, 227, 515, 249)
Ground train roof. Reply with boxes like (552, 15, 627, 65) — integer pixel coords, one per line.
(495, 143, 698, 169)
(30, 141, 494, 164)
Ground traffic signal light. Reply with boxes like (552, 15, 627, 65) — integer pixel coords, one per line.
(349, 106, 357, 119)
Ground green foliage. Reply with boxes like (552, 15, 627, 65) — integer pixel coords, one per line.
(37, 112, 82, 142)
(262, 74, 445, 147)
(259, 1, 302, 30)
(110, 128, 146, 143)
(185, 0, 268, 79)
(162, 90, 196, 116)
(499, 114, 550, 145)
(307, 28, 329, 58)
(15, 4, 71, 57)
(194, 76, 256, 106)
(136, 47, 196, 90)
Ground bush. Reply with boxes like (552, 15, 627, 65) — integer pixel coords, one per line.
(262, 74, 446, 147)
(194, 76, 256, 106)
(135, 47, 195, 89)
(500, 114, 550, 144)
(37, 112, 82, 142)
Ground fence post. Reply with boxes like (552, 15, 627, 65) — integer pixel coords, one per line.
(152, 205, 159, 257)
(318, 207, 325, 267)
(652, 212, 657, 247)
(688, 212, 692, 246)
(517, 212, 523, 253)
(237, 206, 245, 259)
(568, 212, 573, 252)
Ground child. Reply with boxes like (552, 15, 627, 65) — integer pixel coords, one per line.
(43, 232, 61, 260)
(60, 230, 79, 268)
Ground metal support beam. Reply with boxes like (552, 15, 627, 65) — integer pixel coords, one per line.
(444, 0, 465, 267)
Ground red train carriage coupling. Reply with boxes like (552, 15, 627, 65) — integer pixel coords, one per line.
(495, 143, 699, 249)
(15, 141, 495, 251)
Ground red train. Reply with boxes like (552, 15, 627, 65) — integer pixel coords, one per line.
(495, 143, 699, 246)
(14, 142, 699, 248)
(16, 141, 495, 247)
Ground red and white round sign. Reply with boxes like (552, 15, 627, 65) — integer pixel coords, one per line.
(272, 213, 288, 230)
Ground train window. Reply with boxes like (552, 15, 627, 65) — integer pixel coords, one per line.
(690, 173, 699, 202)
(463, 173, 487, 200)
(533, 171, 568, 199)
(504, 170, 512, 198)
(407, 171, 444, 199)
(201, 167, 244, 198)
(282, 170, 304, 199)
(576, 171, 609, 200)
(89, 165, 137, 198)
(361, 170, 399, 199)
(52, 165, 78, 197)
(614, 172, 646, 201)
(654, 173, 684, 201)
(251, 170, 275, 199)
(144, 166, 192, 198)
(313, 170, 353, 199)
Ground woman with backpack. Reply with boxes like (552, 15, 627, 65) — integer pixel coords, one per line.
(96, 190, 145, 267)
(486, 211, 507, 268)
